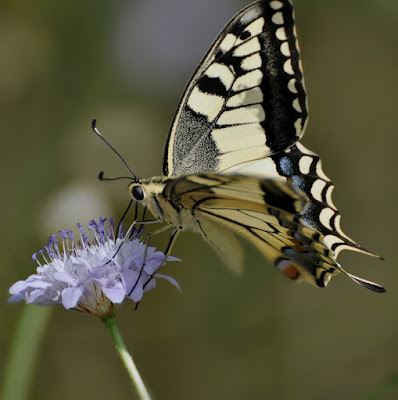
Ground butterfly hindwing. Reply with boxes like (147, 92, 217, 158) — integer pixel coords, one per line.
(159, 173, 384, 292)
(222, 143, 381, 259)
(162, 174, 341, 287)
(163, 0, 308, 177)
(270, 143, 379, 258)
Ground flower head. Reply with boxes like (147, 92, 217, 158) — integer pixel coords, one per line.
(9, 218, 180, 317)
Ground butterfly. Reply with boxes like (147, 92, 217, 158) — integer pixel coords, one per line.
(100, 0, 385, 292)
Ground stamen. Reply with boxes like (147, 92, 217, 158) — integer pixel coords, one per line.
(41, 251, 50, 265)
(58, 231, 68, 257)
(98, 218, 106, 244)
(10, 218, 180, 314)
(118, 221, 124, 239)
(32, 252, 42, 266)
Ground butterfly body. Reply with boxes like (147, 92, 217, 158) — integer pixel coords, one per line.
(133, 177, 197, 231)
(126, 0, 384, 292)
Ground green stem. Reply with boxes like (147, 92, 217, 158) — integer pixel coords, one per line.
(1, 306, 53, 400)
(101, 313, 151, 400)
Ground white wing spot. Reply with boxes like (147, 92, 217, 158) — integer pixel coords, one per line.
(205, 63, 234, 90)
(223, 157, 281, 179)
(220, 33, 237, 53)
(232, 69, 262, 91)
(294, 118, 302, 136)
(234, 18, 265, 47)
(334, 214, 353, 241)
(187, 86, 224, 122)
(325, 185, 337, 209)
(213, 123, 264, 142)
(270, 1, 283, 10)
(323, 273, 332, 286)
(315, 160, 330, 181)
(280, 41, 291, 57)
(324, 235, 345, 250)
(295, 142, 315, 156)
(241, 52, 262, 71)
(319, 207, 335, 230)
(213, 125, 265, 153)
(272, 12, 284, 25)
(283, 59, 294, 75)
(244, 18, 265, 37)
(217, 104, 265, 126)
(218, 147, 270, 173)
(298, 155, 313, 174)
(226, 87, 263, 107)
(276, 27, 287, 41)
(233, 37, 261, 57)
(292, 98, 302, 112)
(288, 78, 297, 93)
(310, 179, 326, 202)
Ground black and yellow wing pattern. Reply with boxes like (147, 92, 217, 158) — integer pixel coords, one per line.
(128, 0, 384, 292)
(163, 0, 307, 177)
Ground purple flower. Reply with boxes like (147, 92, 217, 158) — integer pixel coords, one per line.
(9, 218, 180, 317)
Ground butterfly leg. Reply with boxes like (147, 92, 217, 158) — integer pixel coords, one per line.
(112, 214, 165, 257)
(103, 213, 166, 269)
(131, 227, 181, 304)
(143, 227, 181, 288)
(128, 224, 175, 297)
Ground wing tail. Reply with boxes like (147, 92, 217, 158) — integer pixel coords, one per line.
(337, 266, 386, 293)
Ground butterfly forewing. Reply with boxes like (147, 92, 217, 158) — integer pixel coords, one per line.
(163, 0, 308, 177)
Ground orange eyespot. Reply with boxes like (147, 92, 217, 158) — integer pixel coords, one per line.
(276, 259, 301, 280)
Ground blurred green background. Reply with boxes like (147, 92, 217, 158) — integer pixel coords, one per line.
(1, 0, 397, 399)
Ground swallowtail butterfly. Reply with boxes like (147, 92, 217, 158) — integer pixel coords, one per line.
(111, 0, 385, 292)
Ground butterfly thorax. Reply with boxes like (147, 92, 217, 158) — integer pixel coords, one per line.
(129, 176, 197, 230)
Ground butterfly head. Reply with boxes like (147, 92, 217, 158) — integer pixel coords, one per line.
(128, 178, 168, 220)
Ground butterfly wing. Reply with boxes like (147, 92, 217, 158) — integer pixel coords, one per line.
(163, 0, 308, 177)
(162, 173, 384, 292)
(133, 0, 384, 292)
(223, 142, 381, 259)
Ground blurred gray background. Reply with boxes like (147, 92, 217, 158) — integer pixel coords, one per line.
(1, 0, 397, 399)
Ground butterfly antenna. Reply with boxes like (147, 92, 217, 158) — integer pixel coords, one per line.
(91, 118, 137, 181)
(98, 171, 134, 182)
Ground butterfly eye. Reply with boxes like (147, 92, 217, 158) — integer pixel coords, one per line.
(131, 185, 145, 201)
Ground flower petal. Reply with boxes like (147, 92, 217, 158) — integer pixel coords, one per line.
(129, 284, 144, 303)
(102, 287, 126, 303)
(156, 273, 181, 291)
(8, 293, 27, 303)
(62, 286, 84, 309)
(8, 218, 180, 315)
